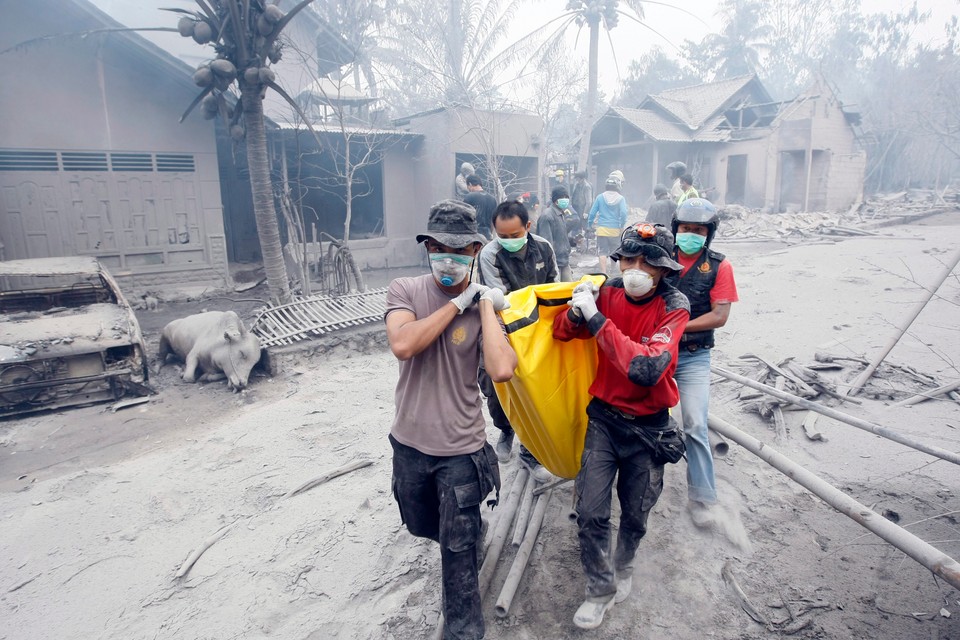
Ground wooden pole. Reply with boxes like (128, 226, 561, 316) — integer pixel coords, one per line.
(892, 379, 960, 408)
(495, 491, 551, 617)
(478, 467, 528, 598)
(712, 365, 960, 466)
(511, 473, 537, 548)
(707, 414, 960, 591)
(846, 246, 960, 396)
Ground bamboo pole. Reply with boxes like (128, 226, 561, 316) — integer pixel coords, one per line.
(892, 379, 960, 408)
(478, 467, 528, 598)
(708, 429, 729, 457)
(707, 414, 960, 591)
(495, 491, 551, 617)
(712, 365, 960, 467)
(434, 467, 529, 640)
(846, 246, 960, 396)
(511, 474, 537, 548)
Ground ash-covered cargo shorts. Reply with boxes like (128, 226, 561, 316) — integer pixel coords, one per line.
(389, 435, 500, 640)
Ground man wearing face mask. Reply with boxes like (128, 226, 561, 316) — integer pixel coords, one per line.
(669, 198, 739, 527)
(553, 223, 690, 630)
(536, 186, 578, 281)
(478, 200, 558, 479)
(385, 199, 516, 640)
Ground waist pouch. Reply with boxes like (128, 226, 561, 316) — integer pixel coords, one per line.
(471, 442, 502, 508)
(588, 400, 686, 466)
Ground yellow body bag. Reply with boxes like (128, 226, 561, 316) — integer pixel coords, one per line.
(493, 275, 605, 479)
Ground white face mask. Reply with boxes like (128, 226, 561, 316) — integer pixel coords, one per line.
(429, 253, 472, 287)
(622, 269, 654, 297)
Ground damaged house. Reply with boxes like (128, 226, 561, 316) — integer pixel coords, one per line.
(590, 75, 866, 212)
(0, 0, 231, 293)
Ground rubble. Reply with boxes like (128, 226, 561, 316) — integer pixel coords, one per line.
(715, 190, 958, 242)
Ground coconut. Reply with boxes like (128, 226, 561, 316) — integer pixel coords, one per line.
(177, 16, 196, 38)
(192, 66, 213, 88)
(263, 4, 285, 24)
(230, 125, 245, 141)
(201, 94, 219, 120)
(192, 21, 213, 45)
(243, 67, 260, 85)
(267, 44, 283, 64)
(256, 14, 274, 37)
(258, 67, 276, 84)
(210, 59, 237, 80)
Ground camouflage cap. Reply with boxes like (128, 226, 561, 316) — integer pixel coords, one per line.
(416, 199, 487, 249)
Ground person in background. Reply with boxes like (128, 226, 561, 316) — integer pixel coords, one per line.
(587, 174, 629, 276)
(478, 200, 558, 482)
(463, 174, 498, 240)
(455, 161, 476, 199)
(677, 173, 699, 205)
(571, 170, 594, 228)
(666, 161, 686, 201)
(646, 183, 677, 228)
(669, 198, 739, 528)
(553, 223, 690, 630)
(536, 186, 577, 281)
(385, 199, 515, 640)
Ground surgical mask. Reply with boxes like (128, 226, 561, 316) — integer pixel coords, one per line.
(497, 235, 528, 253)
(676, 232, 707, 255)
(429, 253, 472, 287)
(622, 269, 654, 297)
(556, 198, 571, 210)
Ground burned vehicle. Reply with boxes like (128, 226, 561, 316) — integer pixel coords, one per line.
(0, 257, 150, 417)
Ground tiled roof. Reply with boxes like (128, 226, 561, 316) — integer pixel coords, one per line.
(611, 107, 691, 142)
(645, 75, 759, 129)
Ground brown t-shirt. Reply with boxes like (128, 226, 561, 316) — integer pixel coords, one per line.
(386, 275, 486, 456)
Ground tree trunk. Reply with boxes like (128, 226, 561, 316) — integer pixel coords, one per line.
(242, 87, 292, 304)
(343, 138, 352, 243)
(577, 20, 599, 174)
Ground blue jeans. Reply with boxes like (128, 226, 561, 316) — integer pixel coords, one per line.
(674, 348, 717, 504)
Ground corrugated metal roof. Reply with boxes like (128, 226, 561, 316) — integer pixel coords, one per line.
(274, 121, 422, 137)
(646, 75, 758, 128)
(611, 107, 691, 142)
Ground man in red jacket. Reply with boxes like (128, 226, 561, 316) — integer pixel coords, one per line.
(553, 222, 690, 630)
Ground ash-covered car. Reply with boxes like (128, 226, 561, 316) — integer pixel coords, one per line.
(0, 257, 150, 417)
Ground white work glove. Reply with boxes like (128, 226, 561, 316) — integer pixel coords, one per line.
(572, 281, 600, 299)
(479, 287, 511, 311)
(568, 287, 599, 321)
(451, 282, 485, 314)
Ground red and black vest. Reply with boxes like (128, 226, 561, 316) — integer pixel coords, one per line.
(671, 248, 724, 349)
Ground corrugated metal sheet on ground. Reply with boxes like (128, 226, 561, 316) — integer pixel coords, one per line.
(251, 288, 387, 347)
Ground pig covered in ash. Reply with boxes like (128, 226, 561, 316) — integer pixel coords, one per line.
(158, 311, 261, 391)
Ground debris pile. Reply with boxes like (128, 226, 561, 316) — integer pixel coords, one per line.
(716, 190, 958, 241)
(722, 351, 958, 439)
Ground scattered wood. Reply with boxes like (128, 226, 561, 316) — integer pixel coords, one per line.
(284, 459, 373, 499)
(111, 397, 150, 412)
(175, 522, 234, 579)
(891, 379, 960, 408)
(772, 376, 787, 441)
(722, 561, 772, 628)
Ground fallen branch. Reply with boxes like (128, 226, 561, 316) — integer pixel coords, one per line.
(722, 561, 772, 628)
(175, 522, 234, 579)
(284, 459, 373, 499)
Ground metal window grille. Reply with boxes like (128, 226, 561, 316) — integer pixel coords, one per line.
(0, 150, 59, 171)
(62, 152, 109, 171)
(155, 153, 195, 172)
(110, 153, 153, 171)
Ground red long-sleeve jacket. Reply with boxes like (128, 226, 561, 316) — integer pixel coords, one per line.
(553, 278, 690, 417)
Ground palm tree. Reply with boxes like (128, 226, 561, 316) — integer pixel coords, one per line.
(554, 1, 647, 173)
(169, 0, 326, 305)
(700, 0, 772, 78)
